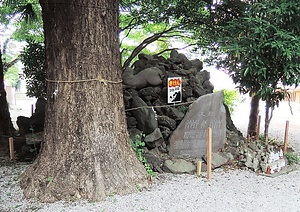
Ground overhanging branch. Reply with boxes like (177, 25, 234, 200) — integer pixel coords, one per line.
(122, 27, 175, 70)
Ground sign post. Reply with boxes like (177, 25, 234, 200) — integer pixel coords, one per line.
(167, 77, 182, 104)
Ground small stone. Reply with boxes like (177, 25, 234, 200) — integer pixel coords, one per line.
(162, 159, 196, 174)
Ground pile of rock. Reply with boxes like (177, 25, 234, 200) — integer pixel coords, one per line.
(122, 50, 246, 173)
(123, 50, 216, 150)
(236, 139, 288, 173)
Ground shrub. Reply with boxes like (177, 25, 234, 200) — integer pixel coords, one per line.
(20, 41, 46, 98)
(285, 152, 299, 165)
(130, 133, 156, 177)
(222, 89, 239, 114)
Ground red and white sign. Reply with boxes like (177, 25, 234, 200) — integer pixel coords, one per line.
(168, 77, 182, 103)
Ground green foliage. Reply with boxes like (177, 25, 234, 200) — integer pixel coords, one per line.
(285, 152, 299, 165)
(259, 134, 285, 146)
(130, 133, 145, 161)
(205, 0, 300, 108)
(119, 0, 211, 68)
(46, 176, 53, 182)
(1, 38, 22, 88)
(200, 0, 300, 137)
(266, 137, 282, 147)
(222, 89, 239, 114)
(12, 1, 44, 42)
(4, 65, 19, 87)
(0, 0, 43, 42)
(130, 133, 156, 177)
(177, 105, 189, 114)
(0, 0, 43, 96)
(28, 125, 38, 153)
(120, 19, 183, 68)
(20, 41, 46, 98)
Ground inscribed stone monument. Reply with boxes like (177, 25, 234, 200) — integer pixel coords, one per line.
(169, 91, 226, 158)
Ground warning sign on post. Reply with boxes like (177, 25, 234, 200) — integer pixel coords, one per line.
(168, 77, 182, 103)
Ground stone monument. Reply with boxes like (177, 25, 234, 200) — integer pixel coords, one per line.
(169, 91, 226, 158)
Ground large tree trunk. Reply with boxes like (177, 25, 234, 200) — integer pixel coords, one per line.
(20, 0, 148, 202)
(247, 95, 260, 137)
(0, 49, 14, 137)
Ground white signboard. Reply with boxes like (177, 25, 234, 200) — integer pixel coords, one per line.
(168, 77, 182, 103)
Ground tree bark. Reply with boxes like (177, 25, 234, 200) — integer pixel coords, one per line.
(0, 49, 15, 137)
(20, 0, 148, 202)
(264, 102, 269, 141)
(247, 95, 260, 138)
(264, 101, 273, 142)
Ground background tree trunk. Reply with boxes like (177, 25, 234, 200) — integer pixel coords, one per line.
(247, 95, 260, 137)
(20, 0, 148, 202)
(264, 101, 273, 142)
(0, 49, 15, 137)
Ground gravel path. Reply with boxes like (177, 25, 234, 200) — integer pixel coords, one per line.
(0, 101, 299, 212)
(1, 164, 299, 212)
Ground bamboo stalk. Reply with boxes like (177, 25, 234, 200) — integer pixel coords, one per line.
(197, 161, 202, 176)
(31, 104, 34, 115)
(9, 137, 14, 160)
(283, 120, 289, 154)
(207, 127, 212, 180)
(256, 115, 261, 140)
